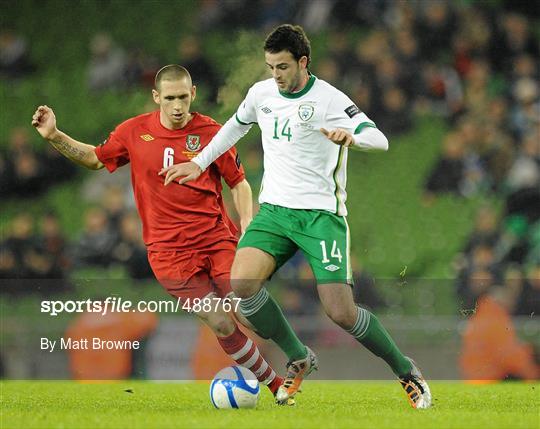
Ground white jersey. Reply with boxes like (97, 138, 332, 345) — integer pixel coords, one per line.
(235, 75, 376, 216)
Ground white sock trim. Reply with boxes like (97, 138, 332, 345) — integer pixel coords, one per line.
(229, 339, 253, 361)
(242, 349, 260, 368)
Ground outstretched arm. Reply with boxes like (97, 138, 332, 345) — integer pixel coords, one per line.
(230, 179, 253, 234)
(192, 117, 253, 171)
(31, 105, 104, 170)
(159, 116, 252, 186)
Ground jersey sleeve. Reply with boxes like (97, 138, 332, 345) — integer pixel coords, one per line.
(325, 90, 377, 135)
(234, 86, 258, 126)
(94, 127, 130, 173)
(192, 117, 252, 172)
(214, 146, 245, 188)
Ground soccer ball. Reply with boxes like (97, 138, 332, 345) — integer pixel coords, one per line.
(210, 366, 260, 409)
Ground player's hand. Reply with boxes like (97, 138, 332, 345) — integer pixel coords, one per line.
(320, 128, 354, 147)
(159, 161, 202, 186)
(31, 105, 59, 140)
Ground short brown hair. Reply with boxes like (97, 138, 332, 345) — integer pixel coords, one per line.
(264, 24, 311, 66)
(154, 64, 192, 90)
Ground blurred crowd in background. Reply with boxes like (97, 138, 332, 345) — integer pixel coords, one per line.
(1, 1, 539, 320)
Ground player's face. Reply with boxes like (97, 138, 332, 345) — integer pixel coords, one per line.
(265, 50, 308, 93)
(152, 78, 196, 130)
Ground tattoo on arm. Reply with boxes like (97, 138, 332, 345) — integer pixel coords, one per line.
(50, 136, 87, 161)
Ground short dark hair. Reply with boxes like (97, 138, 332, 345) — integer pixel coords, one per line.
(154, 64, 192, 90)
(264, 24, 311, 66)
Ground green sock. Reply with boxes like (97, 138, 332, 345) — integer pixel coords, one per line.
(347, 306, 412, 377)
(239, 288, 307, 361)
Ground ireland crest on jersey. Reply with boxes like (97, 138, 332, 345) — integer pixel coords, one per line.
(298, 104, 314, 121)
(186, 135, 201, 152)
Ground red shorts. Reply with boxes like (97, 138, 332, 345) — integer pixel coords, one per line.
(147, 242, 236, 301)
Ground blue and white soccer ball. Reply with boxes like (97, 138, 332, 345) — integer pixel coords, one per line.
(210, 366, 260, 409)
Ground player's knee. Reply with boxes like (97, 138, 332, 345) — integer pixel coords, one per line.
(325, 306, 356, 329)
(231, 247, 275, 280)
(231, 280, 262, 299)
(200, 310, 236, 337)
(208, 316, 236, 337)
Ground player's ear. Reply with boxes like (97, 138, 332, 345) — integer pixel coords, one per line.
(191, 85, 197, 102)
(299, 56, 308, 70)
(152, 89, 160, 105)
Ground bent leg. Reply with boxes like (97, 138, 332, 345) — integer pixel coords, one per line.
(232, 247, 307, 361)
(231, 246, 275, 298)
(194, 295, 281, 392)
(316, 282, 357, 329)
(318, 283, 412, 377)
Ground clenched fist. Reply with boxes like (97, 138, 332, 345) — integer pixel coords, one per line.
(32, 105, 58, 140)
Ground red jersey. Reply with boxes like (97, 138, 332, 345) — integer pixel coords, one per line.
(94, 111, 245, 251)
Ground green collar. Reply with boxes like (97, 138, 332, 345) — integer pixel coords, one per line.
(279, 74, 316, 99)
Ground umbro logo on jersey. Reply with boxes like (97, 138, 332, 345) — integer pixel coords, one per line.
(140, 134, 154, 141)
(186, 135, 201, 152)
(324, 264, 340, 272)
(261, 107, 272, 114)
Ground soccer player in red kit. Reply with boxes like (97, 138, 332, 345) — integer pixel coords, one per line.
(31, 65, 286, 399)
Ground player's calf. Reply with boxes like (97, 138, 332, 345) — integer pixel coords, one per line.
(193, 295, 284, 398)
(216, 324, 283, 397)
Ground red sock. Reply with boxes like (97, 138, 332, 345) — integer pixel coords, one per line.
(217, 324, 281, 394)
(267, 375, 284, 396)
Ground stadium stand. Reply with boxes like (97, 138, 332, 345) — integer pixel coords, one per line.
(1, 1, 538, 380)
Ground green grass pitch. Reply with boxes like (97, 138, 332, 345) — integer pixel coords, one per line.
(1, 381, 538, 429)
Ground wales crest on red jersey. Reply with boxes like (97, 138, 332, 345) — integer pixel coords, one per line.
(186, 134, 201, 152)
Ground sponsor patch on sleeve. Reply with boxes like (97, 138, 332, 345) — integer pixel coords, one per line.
(344, 104, 361, 118)
(235, 154, 241, 168)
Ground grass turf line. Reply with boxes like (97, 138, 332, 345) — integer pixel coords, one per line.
(1, 381, 538, 429)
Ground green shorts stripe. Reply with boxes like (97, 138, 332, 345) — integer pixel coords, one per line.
(344, 216, 352, 281)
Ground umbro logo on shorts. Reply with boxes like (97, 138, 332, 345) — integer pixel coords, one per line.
(324, 264, 340, 272)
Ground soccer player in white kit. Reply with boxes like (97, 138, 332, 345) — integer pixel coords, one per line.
(162, 24, 431, 409)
